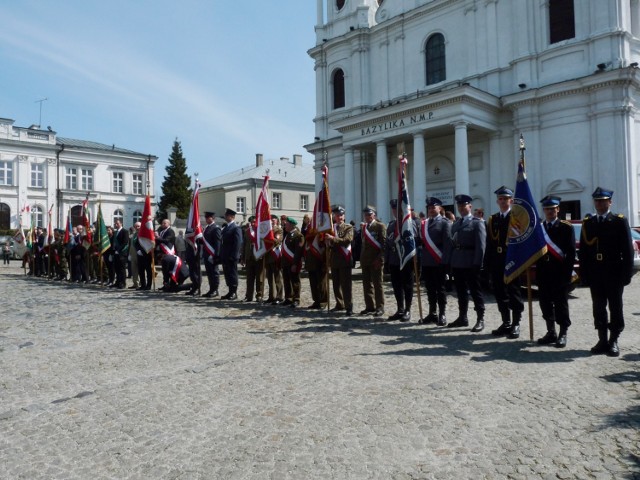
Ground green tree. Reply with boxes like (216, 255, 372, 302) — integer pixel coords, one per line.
(157, 139, 192, 220)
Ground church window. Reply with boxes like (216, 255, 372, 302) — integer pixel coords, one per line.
(549, 0, 575, 44)
(426, 34, 446, 86)
(332, 69, 345, 109)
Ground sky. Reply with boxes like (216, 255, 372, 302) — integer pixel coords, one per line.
(0, 0, 317, 189)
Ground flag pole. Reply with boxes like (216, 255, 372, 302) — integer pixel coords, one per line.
(519, 138, 535, 341)
(195, 177, 202, 296)
(323, 155, 332, 313)
(47, 204, 53, 279)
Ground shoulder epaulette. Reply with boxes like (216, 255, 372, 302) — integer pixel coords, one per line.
(584, 213, 592, 220)
(560, 220, 573, 226)
(617, 213, 625, 219)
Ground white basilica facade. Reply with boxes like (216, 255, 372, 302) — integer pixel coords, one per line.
(305, 0, 640, 225)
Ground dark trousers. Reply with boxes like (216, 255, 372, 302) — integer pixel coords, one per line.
(307, 266, 328, 306)
(589, 278, 625, 337)
(331, 265, 352, 309)
(539, 284, 571, 333)
(491, 268, 523, 314)
(389, 264, 414, 312)
(452, 267, 484, 316)
(422, 265, 447, 313)
(362, 264, 384, 310)
(187, 256, 201, 291)
(265, 262, 283, 301)
(245, 261, 265, 300)
(222, 259, 239, 292)
(114, 253, 127, 287)
(137, 253, 153, 289)
(282, 263, 301, 302)
(204, 257, 220, 293)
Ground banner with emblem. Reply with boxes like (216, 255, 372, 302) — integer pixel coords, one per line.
(185, 180, 203, 252)
(312, 164, 333, 234)
(504, 135, 547, 284)
(96, 203, 111, 255)
(138, 194, 156, 253)
(253, 175, 275, 259)
(395, 155, 417, 269)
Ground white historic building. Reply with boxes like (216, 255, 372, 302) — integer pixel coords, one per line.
(306, 0, 640, 225)
(0, 117, 156, 230)
(199, 154, 315, 224)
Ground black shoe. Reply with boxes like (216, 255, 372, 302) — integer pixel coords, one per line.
(330, 306, 344, 312)
(607, 340, 620, 357)
(387, 310, 403, 321)
(471, 320, 484, 332)
(491, 323, 512, 336)
(399, 311, 411, 322)
(437, 314, 447, 327)
(373, 308, 384, 318)
(555, 334, 567, 348)
(307, 302, 320, 309)
(242, 297, 253, 302)
(345, 308, 354, 317)
(590, 340, 609, 355)
(537, 331, 558, 345)
(272, 299, 283, 305)
(291, 301, 299, 308)
(281, 300, 293, 306)
(418, 312, 438, 325)
(507, 324, 520, 339)
(447, 317, 469, 328)
(185, 289, 197, 296)
(359, 308, 375, 315)
(128, 285, 138, 289)
(227, 293, 237, 300)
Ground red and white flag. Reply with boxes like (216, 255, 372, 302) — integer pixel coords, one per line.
(44, 204, 54, 249)
(138, 194, 156, 253)
(185, 181, 203, 252)
(252, 175, 275, 259)
(312, 164, 332, 234)
(81, 193, 92, 247)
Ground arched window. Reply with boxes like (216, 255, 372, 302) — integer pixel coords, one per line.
(113, 209, 124, 226)
(336, 0, 345, 10)
(32, 206, 44, 229)
(425, 33, 446, 85)
(0, 203, 10, 230)
(133, 210, 142, 223)
(70, 205, 84, 227)
(549, 0, 575, 44)
(332, 69, 345, 109)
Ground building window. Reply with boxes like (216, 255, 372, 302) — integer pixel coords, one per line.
(113, 172, 124, 193)
(65, 167, 77, 190)
(300, 195, 309, 211)
(0, 203, 9, 230)
(81, 169, 93, 191)
(0, 161, 12, 186)
(32, 205, 44, 228)
(236, 197, 246, 214)
(133, 210, 142, 223)
(549, 0, 575, 44)
(132, 173, 143, 195)
(272, 192, 282, 209)
(425, 33, 446, 86)
(336, 0, 345, 10)
(113, 209, 124, 226)
(332, 69, 345, 109)
(31, 163, 45, 188)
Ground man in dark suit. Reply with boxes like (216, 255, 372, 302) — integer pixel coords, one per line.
(447, 194, 486, 330)
(155, 218, 176, 258)
(112, 219, 130, 289)
(201, 211, 222, 297)
(579, 187, 634, 357)
(219, 208, 243, 300)
(535, 195, 576, 348)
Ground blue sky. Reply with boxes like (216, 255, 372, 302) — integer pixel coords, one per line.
(0, 0, 317, 188)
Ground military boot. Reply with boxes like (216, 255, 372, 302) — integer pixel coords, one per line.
(491, 310, 512, 336)
(471, 311, 485, 332)
(537, 320, 558, 345)
(590, 328, 609, 355)
(507, 311, 522, 339)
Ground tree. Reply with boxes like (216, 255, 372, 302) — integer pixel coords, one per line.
(157, 139, 192, 220)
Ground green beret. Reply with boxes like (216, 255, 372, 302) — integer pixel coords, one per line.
(286, 216, 298, 226)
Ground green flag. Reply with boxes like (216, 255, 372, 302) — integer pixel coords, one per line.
(97, 204, 110, 254)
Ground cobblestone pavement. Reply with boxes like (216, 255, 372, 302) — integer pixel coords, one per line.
(0, 263, 639, 480)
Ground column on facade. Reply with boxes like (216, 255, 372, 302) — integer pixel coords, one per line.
(488, 131, 502, 201)
(412, 131, 426, 210)
(375, 141, 390, 221)
(343, 147, 356, 221)
(316, 0, 324, 27)
(453, 121, 470, 195)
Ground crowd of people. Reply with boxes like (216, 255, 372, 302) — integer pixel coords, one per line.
(17, 186, 635, 357)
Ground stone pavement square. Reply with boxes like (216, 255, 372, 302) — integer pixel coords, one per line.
(0, 263, 639, 479)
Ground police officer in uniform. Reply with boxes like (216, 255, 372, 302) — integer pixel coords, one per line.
(280, 217, 305, 307)
(325, 205, 354, 316)
(219, 208, 243, 300)
(448, 194, 486, 329)
(579, 187, 634, 357)
(535, 195, 576, 348)
(486, 186, 525, 338)
(201, 211, 222, 297)
(359, 205, 386, 317)
(418, 197, 452, 326)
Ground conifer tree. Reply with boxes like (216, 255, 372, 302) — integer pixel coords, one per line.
(157, 139, 192, 220)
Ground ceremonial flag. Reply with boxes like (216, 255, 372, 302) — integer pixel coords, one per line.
(252, 175, 275, 259)
(504, 136, 547, 283)
(312, 164, 332, 234)
(395, 156, 417, 269)
(26, 213, 34, 249)
(43, 204, 54, 250)
(185, 181, 203, 252)
(138, 194, 155, 253)
(81, 193, 92, 247)
(96, 203, 111, 254)
(63, 210, 74, 245)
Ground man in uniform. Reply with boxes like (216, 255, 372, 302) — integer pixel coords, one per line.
(264, 215, 284, 304)
(201, 211, 222, 297)
(112, 219, 129, 289)
(219, 208, 242, 300)
(128, 222, 141, 289)
(385, 199, 415, 322)
(448, 194, 486, 330)
(325, 205, 354, 316)
(418, 197, 451, 326)
(359, 205, 386, 317)
(486, 186, 524, 338)
(535, 195, 576, 348)
(280, 217, 305, 307)
(241, 216, 265, 302)
(304, 227, 328, 309)
(579, 187, 634, 357)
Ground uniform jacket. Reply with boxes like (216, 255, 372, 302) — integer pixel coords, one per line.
(419, 215, 452, 267)
(536, 219, 575, 288)
(202, 222, 222, 263)
(265, 226, 283, 265)
(359, 219, 386, 267)
(484, 210, 511, 271)
(578, 212, 634, 286)
(281, 227, 304, 267)
(330, 222, 354, 269)
(220, 221, 242, 262)
(449, 215, 486, 269)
